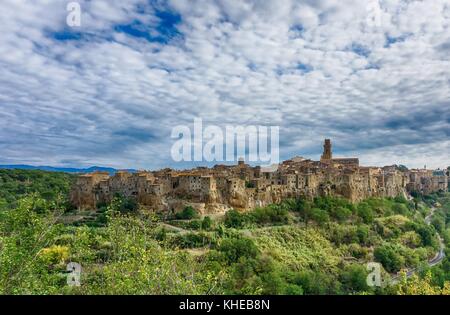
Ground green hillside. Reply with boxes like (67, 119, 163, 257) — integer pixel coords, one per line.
(0, 169, 448, 295)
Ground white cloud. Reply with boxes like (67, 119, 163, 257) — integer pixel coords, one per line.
(0, 0, 449, 169)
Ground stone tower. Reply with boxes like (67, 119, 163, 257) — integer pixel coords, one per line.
(321, 139, 332, 162)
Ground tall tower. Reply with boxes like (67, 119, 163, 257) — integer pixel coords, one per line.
(321, 139, 332, 162)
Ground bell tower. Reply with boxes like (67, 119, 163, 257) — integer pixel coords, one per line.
(320, 139, 332, 162)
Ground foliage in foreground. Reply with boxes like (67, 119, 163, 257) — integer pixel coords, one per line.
(0, 170, 449, 295)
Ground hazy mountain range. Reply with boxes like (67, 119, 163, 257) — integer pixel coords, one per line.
(0, 165, 136, 175)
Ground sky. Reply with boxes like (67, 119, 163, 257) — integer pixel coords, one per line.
(0, 0, 449, 170)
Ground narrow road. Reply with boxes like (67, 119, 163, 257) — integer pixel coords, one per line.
(391, 205, 445, 284)
(159, 222, 189, 234)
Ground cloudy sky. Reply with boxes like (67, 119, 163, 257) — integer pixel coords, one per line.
(0, 0, 449, 170)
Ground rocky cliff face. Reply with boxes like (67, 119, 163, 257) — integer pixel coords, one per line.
(70, 160, 413, 215)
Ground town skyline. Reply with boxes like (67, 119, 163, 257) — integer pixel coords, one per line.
(2, 138, 448, 173)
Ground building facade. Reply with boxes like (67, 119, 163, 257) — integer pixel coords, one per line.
(70, 139, 447, 214)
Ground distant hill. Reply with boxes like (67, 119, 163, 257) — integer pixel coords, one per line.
(0, 165, 136, 175)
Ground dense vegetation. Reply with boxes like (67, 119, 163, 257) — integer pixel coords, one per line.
(0, 169, 75, 211)
(0, 169, 449, 295)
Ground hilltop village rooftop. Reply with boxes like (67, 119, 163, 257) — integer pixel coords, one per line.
(70, 140, 449, 214)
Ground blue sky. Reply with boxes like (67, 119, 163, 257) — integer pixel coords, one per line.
(0, 0, 449, 170)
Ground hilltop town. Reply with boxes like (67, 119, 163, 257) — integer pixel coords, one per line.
(70, 139, 449, 215)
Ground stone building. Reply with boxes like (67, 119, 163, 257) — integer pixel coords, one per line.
(320, 139, 359, 167)
(70, 139, 443, 214)
(406, 169, 448, 194)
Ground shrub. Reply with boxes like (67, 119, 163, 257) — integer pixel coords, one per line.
(339, 264, 369, 293)
(218, 237, 259, 264)
(175, 206, 199, 220)
(333, 206, 352, 222)
(201, 216, 212, 230)
(431, 216, 445, 234)
(109, 195, 138, 214)
(224, 209, 248, 228)
(356, 225, 370, 245)
(357, 203, 374, 224)
(374, 244, 405, 273)
(39, 245, 70, 266)
(309, 208, 329, 225)
(413, 224, 437, 247)
(392, 203, 409, 216)
(294, 270, 341, 295)
(168, 232, 212, 249)
(188, 220, 202, 230)
(250, 205, 289, 225)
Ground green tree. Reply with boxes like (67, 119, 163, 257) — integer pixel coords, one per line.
(374, 244, 405, 273)
(0, 196, 64, 294)
(218, 238, 259, 264)
(175, 206, 199, 220)
(357, 203, 374, 224)
(224, 209, 247, 228)
(339, 264, 370, 293)
(109, 195, 138, 214)
(333, 206, 352, 222)
(201, 216, 212, 230)
(309, 208, 329, 225)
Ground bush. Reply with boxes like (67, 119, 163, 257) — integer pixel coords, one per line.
(309, 208, 329, 225)
(250, 205, 289, 225)
(356, 225, 370, 245)
(333, 206, 352, 222)
(109, 195, 138, 214)
(39, 245, 70, 266)
(201, 216, 212, 230)
(175, 206, 199, 220)
(327, 223, 359, 245)
(168, 232, 212, 249)
(224, 209, 248, 228)
(339, 264, 369, 293)
(392, 204, 409, 216)
(374, 244, 405, 273)
(431, 216, 445, 234)
(218, 237, 259, 264)
(188, 220, 202, 230)
(357, 203, 374, 224)
(294, 270, 341, 295)
(413, 224, 437, 247)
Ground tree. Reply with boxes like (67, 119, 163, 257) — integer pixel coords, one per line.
(357, 203, 374, 224)
(333, 206, 352, 222)
(431, 216, 445, 234)
(286, 198, 312, 223)
(0, 196, 63, 294)
(294, 270, 342, 295)
(356, 225, 370, 245)
(397, 271, 450, 295)
(201, 216, 212, 230)
(218, 238, 259, 264)
(175, 206, 199, 220)
(339, 264, 369, 293)
(0, 198, 7, 210)
(309, 208, 329, 225)
(109, 195, 138, 214)
(392, 203, 409, 215)
(374, 245, 405, 273)
(224, 209, 247, 228)
(250, 205, 289, 225)
(415, 224, 436, 247)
